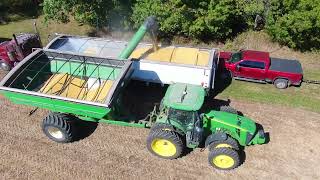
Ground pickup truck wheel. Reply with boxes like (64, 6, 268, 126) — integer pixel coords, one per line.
(208, 147, 240, 170)
(219, 106, 238, 115)
(147, 129, 184, 159)
(0, 60, 12, 71)
(42, 113, 74, 143)
(208, 136, 240, 151)
(274, 78, 288, 89)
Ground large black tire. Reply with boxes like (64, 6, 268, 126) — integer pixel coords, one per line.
(208, 147, 240, 170)
(208, 136, 240, 151)
(274, 78, 289, 89)
(42, 112, 74, 143)
(219, 106, 238, 115)
(147, 129, 184, 159)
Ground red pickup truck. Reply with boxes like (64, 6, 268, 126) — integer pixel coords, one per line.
(220, 50, 303, 89)
(0, 33, 41, 71)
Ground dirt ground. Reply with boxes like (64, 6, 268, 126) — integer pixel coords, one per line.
(0, 70, 320, 180)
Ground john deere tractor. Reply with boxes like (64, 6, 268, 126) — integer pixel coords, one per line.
(147, 83, 266, 170)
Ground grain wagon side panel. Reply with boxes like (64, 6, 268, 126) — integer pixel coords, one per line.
(0, 90, 110, 119)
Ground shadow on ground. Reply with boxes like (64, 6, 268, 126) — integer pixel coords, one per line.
(73, 119, 98, 141)
(210, 69, 233, 97)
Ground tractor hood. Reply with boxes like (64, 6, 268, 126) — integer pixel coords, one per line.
(205, 110, 256, 134)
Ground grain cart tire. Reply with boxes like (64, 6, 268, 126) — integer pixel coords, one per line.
(42, 113, 74, 143)
(274, 78, 288, 89)
(219, 106, 238, 115)
(208, 147, 240, 170)
(147, 129, 184, 159)
(209, 136, 240, 151)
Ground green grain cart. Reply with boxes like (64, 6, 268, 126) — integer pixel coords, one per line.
(0, 17, 266, 170)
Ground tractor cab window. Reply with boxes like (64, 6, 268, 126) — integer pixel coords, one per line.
(230, 52, 242, 63)
(167, 108, 195, 126)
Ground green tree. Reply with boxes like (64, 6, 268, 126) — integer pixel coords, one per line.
(132, 0, 245, 40)
(236, 0, 266, 28)
(266, 0, 320, 50)
(43, 0, 114, 26)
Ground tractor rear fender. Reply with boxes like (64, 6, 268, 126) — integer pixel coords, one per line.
(204, 132, 228, 148)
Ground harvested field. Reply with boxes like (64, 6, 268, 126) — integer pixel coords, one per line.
(0, 69, 320, 180)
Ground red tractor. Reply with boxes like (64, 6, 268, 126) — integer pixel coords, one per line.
(0, 32, 42, 71)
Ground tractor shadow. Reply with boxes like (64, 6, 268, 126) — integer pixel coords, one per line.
(238, 150, 247, 166)
(122, 80, 168, 120)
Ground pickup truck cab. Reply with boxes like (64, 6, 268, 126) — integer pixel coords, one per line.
(220, 50, 303, 89)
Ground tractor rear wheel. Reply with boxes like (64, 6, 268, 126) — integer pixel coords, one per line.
(42, 112, 75, 143)
(147, 129, 184, 159)
(208, 147, 240, 170)
(208, 136, 240, 151)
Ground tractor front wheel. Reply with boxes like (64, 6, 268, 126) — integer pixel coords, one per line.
(208, 147, 240, 170)
(147, 129, 184, 159)
(209, 136, 240, 151)
(42, 112, 75, 143)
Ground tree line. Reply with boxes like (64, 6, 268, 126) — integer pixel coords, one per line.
(2, 0, 319, 51)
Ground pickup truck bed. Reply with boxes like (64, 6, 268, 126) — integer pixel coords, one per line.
(270, 58, 303, 74)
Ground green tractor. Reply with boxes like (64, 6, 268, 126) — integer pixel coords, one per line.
(147, 83, 266, 170)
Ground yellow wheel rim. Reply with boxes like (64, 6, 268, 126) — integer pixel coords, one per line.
(215, 143, 232, 148)
(162, 128, 172, 131)
(213, 155, 235, 169)
(151, 138, 177, 157)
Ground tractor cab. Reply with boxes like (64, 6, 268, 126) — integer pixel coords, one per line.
(157, 83, 206, 148)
